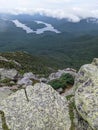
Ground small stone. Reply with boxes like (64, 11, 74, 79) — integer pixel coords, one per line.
(17, 77, 33, 86)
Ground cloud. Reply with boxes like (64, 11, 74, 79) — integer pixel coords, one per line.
(0, 0, 98, 22)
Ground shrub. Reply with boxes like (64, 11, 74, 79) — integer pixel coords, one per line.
(48, 73, 74, 90)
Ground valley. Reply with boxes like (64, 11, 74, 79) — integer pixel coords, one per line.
(0, 14, 98, 70)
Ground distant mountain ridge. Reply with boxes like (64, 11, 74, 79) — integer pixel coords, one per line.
(1, 14, 98, 35)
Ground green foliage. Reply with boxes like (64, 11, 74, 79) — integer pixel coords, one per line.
(48, 73, 74, 90)
(49, 79, 62, 89)
(0, 79, 11, 84)
(69, 101, 76, 130)
(66, 95, 76, 130)
(0, 78, 15, 86)
(0, 52, 56, 77)
(66, 95, 74, 101)
(0, 61, 20, 70)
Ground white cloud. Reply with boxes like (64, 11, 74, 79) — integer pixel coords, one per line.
(0, 0, 98, 22)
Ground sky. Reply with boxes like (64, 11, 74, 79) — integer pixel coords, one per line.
(0, 0, 98, 22)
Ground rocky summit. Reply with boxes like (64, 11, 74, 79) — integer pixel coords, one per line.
(0, 53, 98, 130)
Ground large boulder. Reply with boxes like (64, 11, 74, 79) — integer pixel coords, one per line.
(0, 68, 18, 80)
(74, 59, 98, 130)
(0, 83, 71, 130)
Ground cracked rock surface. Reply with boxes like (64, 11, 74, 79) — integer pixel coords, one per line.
(0, 83, 71, 130)
(74, 59, 98, 130)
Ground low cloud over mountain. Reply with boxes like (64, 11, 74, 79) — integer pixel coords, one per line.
(0, 0, 98, 22)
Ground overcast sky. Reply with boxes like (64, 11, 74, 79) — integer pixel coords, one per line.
(0, 0, 98, 22)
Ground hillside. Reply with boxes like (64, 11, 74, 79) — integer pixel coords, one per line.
(0, 14, 98, 69)
(0, 51, 57, 77)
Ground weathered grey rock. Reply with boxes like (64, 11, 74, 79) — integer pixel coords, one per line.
(0, 87, 13, 101)
(74, 59, 98, 130)
(39, 78, 48, 83)
(56, 88, 63, 94)
(0, 83, 71, 130)
(48, 68, 77, 82)
(23, 72, 38, 80)
(9, 85, 20, 91)
(17, 77, 33, 86)
(23, 72, 47, 83)
(0, 68, 18, 80)
(0, 56, 8, 62)
(92, 58, 98, 66)
(11, 60, 21, 67)
(62, 87, 74, 97)
(74, 110, 93, 130)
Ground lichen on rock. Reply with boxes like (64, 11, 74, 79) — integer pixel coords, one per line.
(74, 59, 98, 130)
(0, 83, 71, 130)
